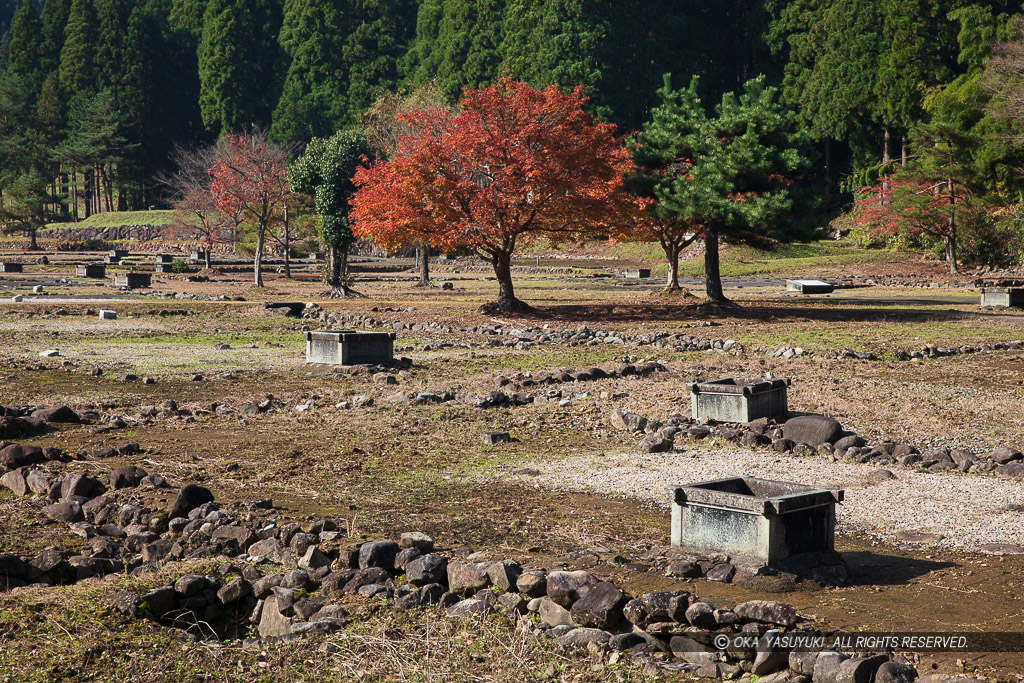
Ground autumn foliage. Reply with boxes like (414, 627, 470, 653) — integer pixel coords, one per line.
(208, 132, 292, 286)
(350, 78, 632, 312)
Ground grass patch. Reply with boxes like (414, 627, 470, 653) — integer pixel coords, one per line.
(45, 210, 186, 230)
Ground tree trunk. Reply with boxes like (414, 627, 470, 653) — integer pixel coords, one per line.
(703, 226, 728, 305)
(29, 228, 38, 251)
(254, 225, 266, 287)
(947, 176, 958, 275)
(488, 249, 529, 312)
(417, 243, 430, 286)
(824, 138, 831, 206)
(204, 249, 211, 269)
(664, 242, 680, 291)
(71, 167, 79, 222)
(282, 206, 291, 279)
(901, 135, 907, 166)
(328, 246, 342, 288)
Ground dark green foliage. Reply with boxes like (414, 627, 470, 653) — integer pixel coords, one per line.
(169, 0, 207, 37)
(40, 0, 72, 73)
(343, 0, 417, 119)
(290, 129, 373, 287)
(197, 0, 282, 134)
(271, 0, 348, 145)
(59, 0, 99, 101)
(6, 0, 43, 94)
(631, 74, 813, 303)
(413, 0, 505, 100)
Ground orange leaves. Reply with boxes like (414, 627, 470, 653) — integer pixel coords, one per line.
(350, 79, 632, 256)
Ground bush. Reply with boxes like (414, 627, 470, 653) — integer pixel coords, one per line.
(170, 260, 189, 274)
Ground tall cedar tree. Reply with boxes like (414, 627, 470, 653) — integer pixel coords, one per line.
(634, 75, 812, 306)
(351, 78, 631, 313)
(169, 0, 208, 38)
(342, 0, 418, 121)
(198, 0, 282, 134)
(290, 130, 373, 294)
(59, 0, 99, 103)
(413, 0, 505, 101)
(40, 0, 72, 73)
(6, 1, 44, 96)
(271, 0, 348, 145)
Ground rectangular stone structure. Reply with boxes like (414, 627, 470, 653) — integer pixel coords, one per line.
(624, 268, 651, 279)
(786, 279, 834, 294)
(0, 262, 24, 273)
(76, 264, 106, 278)
(669, 476, 843, 565)
(114, 272, 151, 289)
(980, 287, 1024, 308)
(690, 377, 789, 423)
(304, 330, 396, 365)
(108, 249, 128, 259)
(190, 250, 209, 264)
(155, 254, 174, 264)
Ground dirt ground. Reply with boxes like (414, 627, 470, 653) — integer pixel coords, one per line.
(0, 244, 1023, 681)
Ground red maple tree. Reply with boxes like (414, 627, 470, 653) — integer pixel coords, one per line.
(208, 132, 292, 287)
(350, 78, 633, 312)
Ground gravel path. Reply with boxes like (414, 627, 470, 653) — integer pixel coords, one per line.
(493, 448, 1024, 551)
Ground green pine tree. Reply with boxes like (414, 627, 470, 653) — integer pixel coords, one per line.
(414, 0, 505, 101)
(632, 74, 813, 305)
(59, 0, 99, 102)
(342, 0, 418, 120)
(271, 0, 348, 145)
(6, 0, 45, 95)
(198, 0, 282, 134)
(40, 0, 72, 74)
(169, 0, 207, 38)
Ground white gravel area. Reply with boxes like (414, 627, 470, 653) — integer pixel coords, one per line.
(493, 448, 1024, 551)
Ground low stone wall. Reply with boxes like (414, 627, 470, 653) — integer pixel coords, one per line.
(40, 224, 171, 242)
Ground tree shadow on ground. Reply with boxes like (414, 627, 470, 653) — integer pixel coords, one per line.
(840, 550, 956, 586)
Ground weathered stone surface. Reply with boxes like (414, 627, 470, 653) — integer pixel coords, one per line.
(486, 559, 522, 592)
(705, 562, 735, 583)
(32, 405, 80, 423)
(43, 501, 83, 523)
(638, 434, 673, 453)
(734, 600, 797, 627)
(784, 415, 842, 446)
(641, 591, 689, 622)
(665, 560, 701, 578)
(25, 469, 50, 495)
(812, 651, 850, 683)
(394, 547, 422, 569)
(445, 599, 493, 617)
(217, 578, 252, 604)
(684, 602, 716, 629)
(536, 597, 575, 627)
(516, 570, 547, 597)
(610, 409, 647, 432)
(913, 676, 985, 683)
(0, 444, 44, 470)
(174, 575, 207, 596)
(569, 581, 627, 629)
(0, 469, 28, 496)
(991, 446, 1023, 464)
(446, 561, 491, 594)
(399, 532, 434, 552)
(496, 592, 527, 614)
(608, 632, 646, 651)
(668, 635, 713, 665)
(359, 540, 399, 570)
(299, 546, 331, 571)
(258, 595, 294, 637)
(142, 586, 176, 617)
(837, 655, 889, 683)
(995, 462, 1024, 479)
(342, 567, 390, 593)
(557, 628, 611, 651)
(61, 474, 105, 500)
(874, 661, 919, 683)
(110, 466, 147, 489)
(788, 650, 819, 675)
(406, 554, 448, 586)
(211, 525, 257, 551)
(167, 484, 214, 519)
(546, 570, 598, 607)
(622, 599, 649, 627)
